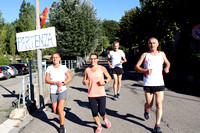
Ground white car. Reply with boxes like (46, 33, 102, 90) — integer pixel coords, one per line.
(1, 65, 16, 77)
(0, 66, 11, 79)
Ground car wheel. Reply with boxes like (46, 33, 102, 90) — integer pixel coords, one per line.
(6, 73, 11, 79)
(18, 70, 23, 75)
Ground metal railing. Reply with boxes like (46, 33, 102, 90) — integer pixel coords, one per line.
(17, 75, 31, 108)
(15, 57, 86, 108)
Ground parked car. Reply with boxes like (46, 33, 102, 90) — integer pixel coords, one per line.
(0, 65, 18, 77)
(9, 63, 29, 75)
(9, 66, 18, 76)
(0, 66, 11, 79)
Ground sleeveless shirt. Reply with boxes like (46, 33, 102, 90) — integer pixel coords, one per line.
(86, 65, 106, 97)
(143, 51, 164, 86)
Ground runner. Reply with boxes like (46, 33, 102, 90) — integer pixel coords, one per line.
(83, 53, 112, 133)
(45, 53, 72, 133)
(107, 42, 127, 100)
(134, 37, 170, 133)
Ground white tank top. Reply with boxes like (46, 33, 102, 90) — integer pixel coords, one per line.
(143, 51, 164, 86)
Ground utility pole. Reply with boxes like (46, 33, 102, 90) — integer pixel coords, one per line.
(35, 0, 44, 108)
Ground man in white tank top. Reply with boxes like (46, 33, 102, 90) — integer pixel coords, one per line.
(134, 37, 170, 133)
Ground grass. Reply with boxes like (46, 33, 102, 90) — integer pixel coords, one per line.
(0, 106, 16, 117)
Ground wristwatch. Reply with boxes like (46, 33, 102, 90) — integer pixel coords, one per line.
(104, 81, 107, 84)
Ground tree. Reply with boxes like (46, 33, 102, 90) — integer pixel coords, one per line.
(16, 0, 36, 61)
(0, 11, 7, 55)
(101, 20, 119, 44)
(5, 23, 16, 63)
(49, 0, 101, 58)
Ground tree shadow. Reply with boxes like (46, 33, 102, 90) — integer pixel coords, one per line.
(70, 86, 88, 93)
(73, 99, 90, 109)
(73, 99, 153, 132)
(106, 108, 153, 132)
(64, 107, 96, 131)
(30, 105, 60, 132)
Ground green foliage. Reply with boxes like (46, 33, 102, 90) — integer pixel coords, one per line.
(118, 0, 200, 55)
(0, 11, 7, 55)
(5, 23, 16, 59)
(42, 47, 57, 57)
(49, 0, 101, 58)
(16, 0, 36, 61)
(101, 20, 119, 44)
(0, 54, 10, 65)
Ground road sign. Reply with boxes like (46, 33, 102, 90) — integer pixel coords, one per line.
(192, 24, 200, 40)
(16, 27, 57, 52)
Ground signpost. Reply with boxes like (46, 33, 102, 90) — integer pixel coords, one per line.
(192, 24, 200, 40)
(16, 27, 57, 51)
(16, 0, 54, 108)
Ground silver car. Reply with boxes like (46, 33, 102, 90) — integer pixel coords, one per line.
(0, 66, 11, 79)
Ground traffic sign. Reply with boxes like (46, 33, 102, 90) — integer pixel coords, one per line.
(192, 24, 200, 40)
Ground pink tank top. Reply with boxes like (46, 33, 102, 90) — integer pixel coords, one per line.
(86, 65, 106, 97)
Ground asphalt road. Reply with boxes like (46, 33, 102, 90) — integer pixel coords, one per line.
(5, 58, 200, 133)
(0, 73, 38, 124)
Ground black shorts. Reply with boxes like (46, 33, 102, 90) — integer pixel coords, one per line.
(143, 86, 165, 94)
(112, 67, 124, 75)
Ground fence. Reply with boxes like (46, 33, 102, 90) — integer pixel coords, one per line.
(16, 56, 87, 109)
(31, 59, 77, 73)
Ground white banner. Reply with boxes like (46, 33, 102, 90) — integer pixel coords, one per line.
(16, 27, 57, 52)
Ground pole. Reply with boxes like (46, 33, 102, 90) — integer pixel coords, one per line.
(35, 0, 44, 108)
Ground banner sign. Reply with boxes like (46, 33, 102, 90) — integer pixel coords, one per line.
(16, 27, 57, 52)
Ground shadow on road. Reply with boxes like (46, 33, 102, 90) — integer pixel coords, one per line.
(106, 108, 153, 132)
(30, 105, 60, 132)
(0, 84, 19, 98)
(65, 107, 96, 131)
(73, 98, 153, 132)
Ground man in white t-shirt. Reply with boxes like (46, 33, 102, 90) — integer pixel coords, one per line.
(108, 42, 127, 100)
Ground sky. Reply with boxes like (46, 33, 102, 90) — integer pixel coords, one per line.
(0, 0, 140, 23)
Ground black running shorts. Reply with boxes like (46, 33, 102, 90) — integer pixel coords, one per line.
(112, 67, 124, 75)
(143, 86, 165, 94)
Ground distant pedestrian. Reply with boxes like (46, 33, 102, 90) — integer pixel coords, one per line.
(45, 53, 72, 133)
(134, 37, 170, 133)
(83, 53, 112, 133)
(108, 41, 127, 100)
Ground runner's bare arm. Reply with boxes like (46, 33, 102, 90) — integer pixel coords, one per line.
(82, 69, 89, 85)
(107, 58, 112, 68)
(134, 53, 148, 73)
(161, 52, 170, 73)
(102, 66, 112, 84)
(45, 72, 55, 85)
(120, 56, 127, 63)
(63, 70, 72, 85)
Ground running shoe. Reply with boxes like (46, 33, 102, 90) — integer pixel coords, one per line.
(104, 118, 111, 128)
(154, 125, 162, 133)
(59, 126, 66, 133)
(95, 125, 102, 133)
(117, 93, 121, 98)
(144, 109, 149, 120)
(113, 95, 117, 100)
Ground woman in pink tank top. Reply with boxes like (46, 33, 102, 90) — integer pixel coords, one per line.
(83, 53, 112, 133)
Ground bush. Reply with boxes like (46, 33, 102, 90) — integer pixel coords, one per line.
(0, 55, 10, 65)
